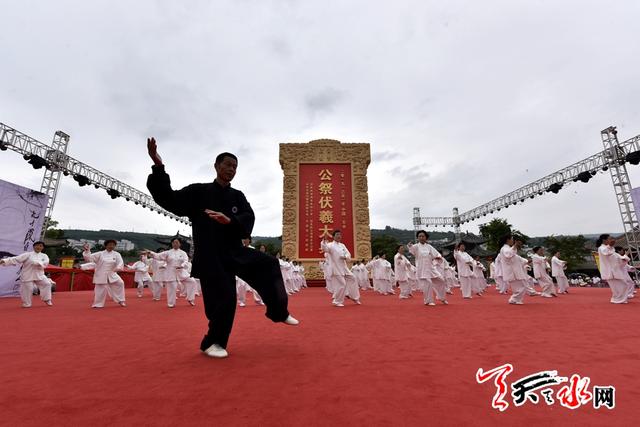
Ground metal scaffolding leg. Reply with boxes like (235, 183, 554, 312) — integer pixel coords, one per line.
(39, 131, 70, 238)
(601, 126, 640, 280)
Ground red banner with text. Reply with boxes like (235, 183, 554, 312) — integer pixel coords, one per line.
(298, 163, 354, 259)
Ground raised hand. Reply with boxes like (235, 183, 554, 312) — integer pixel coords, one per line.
(83, 243, 91, 252)
(147, 137, 163, 166)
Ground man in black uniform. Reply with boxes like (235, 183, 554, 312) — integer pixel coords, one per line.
(146, 137, 299, 358)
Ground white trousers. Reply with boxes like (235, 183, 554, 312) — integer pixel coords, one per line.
(165, 279, 197, 306)
(537, 276, 556, 297)
(556, 276, 569, 293)
(508, 280, 527, 304)
(459, 276, 473, 298)
(421, 277, 446, 304)
(332, 274, 360, 304)
(151, 280, 164, 300)
(93, 280, 125, 307)
(20, 279, 52, 307)
(136, 280, 152, 296)
(608, 278, 628, 304)
(398, 280, 411, 298)
(496, 277, 508, 294)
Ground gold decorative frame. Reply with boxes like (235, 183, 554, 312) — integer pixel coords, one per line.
(279, 139, 371, 280)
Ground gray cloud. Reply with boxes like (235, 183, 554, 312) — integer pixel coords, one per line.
(0, 0, 639, 239)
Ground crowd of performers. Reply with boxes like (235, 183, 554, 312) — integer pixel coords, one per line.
(318, 230, 637, 306)
(0, 237, 308, 309)
(1, 231, 635, 308)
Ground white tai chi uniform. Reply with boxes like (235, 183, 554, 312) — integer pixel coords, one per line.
(148, 248, 196, 307)
(279, 259, 294, 294)
(150, 256, 167, 301)
(472, 261, 486, 294)
(409, 242, 446, 305)
(551, 256, 569, 293)
(500, 244, 528, 305)
(454, 249, 474, 299)
(130, 257, 153, 297)
(531, 254, 556, 297)
(598, 244, 628, 304)
(394, 253, 412, 299)
(494, 253, 508, 294)
(321, 239, 360, 305)
(1, 251, 52, 307)
(83, 249, 126, 307)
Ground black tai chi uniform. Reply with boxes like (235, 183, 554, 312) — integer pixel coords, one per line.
(147, 165, 289, 350)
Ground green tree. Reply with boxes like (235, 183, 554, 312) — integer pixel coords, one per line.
(44, 219, 65, 239)
(371, 234, 400, 262)
(479, 218, 529, 253)
(543, 235, 591, 270)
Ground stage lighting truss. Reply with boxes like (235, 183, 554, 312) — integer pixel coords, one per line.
(413, 126, 640, 233)
(0, 122, 191, 228)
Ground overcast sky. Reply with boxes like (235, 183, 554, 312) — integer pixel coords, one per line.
(1, 0, 639, 238)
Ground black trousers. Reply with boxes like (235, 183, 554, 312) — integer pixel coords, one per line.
(198, 247, 289, 350)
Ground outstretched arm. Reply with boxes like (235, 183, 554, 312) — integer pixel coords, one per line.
(146, 137, 196, 218)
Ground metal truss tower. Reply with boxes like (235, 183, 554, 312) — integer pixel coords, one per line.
(601, 126, 640, 269)
(39, 131, 70, 237)
(0, 122, 191, 229)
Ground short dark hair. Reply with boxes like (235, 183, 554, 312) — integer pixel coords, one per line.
(533, 246, 541, 253)
(596, 234, 611, 246)
(33, 241, 45, 248)
(215, 152, 238, 165)
(396, 244, 404, 252)
(332, 229, 341, 237)
(614, 246, 624, 252)
(416, 230, 428, 239)
(104, 239, 117, 246)
(170, 237, 181, 244)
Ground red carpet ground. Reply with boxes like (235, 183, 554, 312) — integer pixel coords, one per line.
(1, 287, 638, 426)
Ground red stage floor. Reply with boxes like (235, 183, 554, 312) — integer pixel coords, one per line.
(1, 287, 638, 426)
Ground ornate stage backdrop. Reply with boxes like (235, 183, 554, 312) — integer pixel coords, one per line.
(279, 139, 371, 280)
(0, 179, 48, 297)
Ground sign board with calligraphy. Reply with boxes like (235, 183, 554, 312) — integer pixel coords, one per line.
(0, 179, 48, 297)
(280, 139, 371, 281)
(298, 163, 355, 259)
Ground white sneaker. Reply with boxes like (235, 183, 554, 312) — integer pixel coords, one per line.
(168, 304, 175, 308)
(335, 303, 345, 307)
(238, 302, 246, 307)
(118, 301, 127, 307)
(203, 344, 228, 358)
(137, 294, 143, 298)
(426, 302, 436, 306)
(21, 304, 31, 308)
(45, 300, 53, 306)
(441, 300, 448, 305)
(284, 315, 299, 325)
(354, 299, 362, 305)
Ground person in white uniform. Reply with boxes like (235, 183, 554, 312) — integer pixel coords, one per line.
(0, 240, 53, 308)
(146, 238, 196, 307)
(597, 234, 628, 304)
(408, 231, 447, 306)
(394, 245, 412, 299)
(150, 248, 167, 301)
(530, 247, 556, 298)
(454, 243, 475, 299)
(499, 235, 529, 305)
(321, 230, 361, 306)
(83, 240, 126, 308)
(472, 256, 486, 296)
(128, 254, 153, 298)
(551, 252, 569, 294)
(614, 246, 637, 299)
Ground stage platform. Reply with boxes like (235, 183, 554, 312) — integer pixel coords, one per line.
(1, 287, 638, 426)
